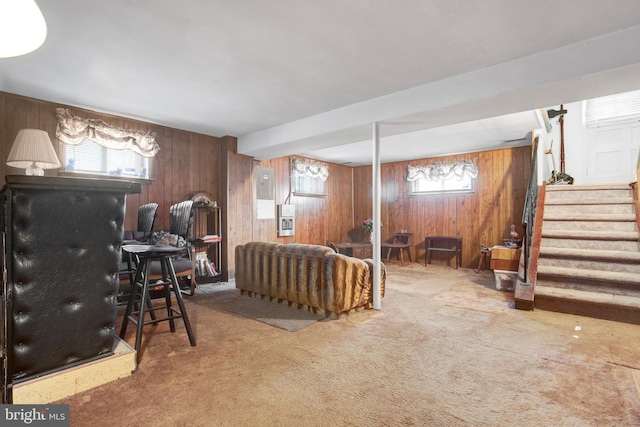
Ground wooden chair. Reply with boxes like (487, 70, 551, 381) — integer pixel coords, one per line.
(381, 233, 414, 266)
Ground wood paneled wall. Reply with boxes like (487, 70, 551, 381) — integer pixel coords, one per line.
(253, 156, 354, 246)
(0, 92, 222, 231)
(353, 146, 531, 268)
(1, 91, 532, 276)
(0, 91, 228, 277)
(224, 140, 253, 278)
(248, 146, 530, 270)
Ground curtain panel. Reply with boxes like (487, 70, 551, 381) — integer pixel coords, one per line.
(55, 108, 160, 158)
(291, 158, 329, 181)
(406, 159, 478, 182)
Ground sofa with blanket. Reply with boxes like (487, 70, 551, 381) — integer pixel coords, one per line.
(234, 242, 385, 316)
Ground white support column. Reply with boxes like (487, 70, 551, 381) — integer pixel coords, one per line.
(372, 122, 382, 310)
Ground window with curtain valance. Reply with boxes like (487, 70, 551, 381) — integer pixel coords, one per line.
(407, 159, 478, 194)
(291, 158, 329, 195)
(56, 108, 160, 179)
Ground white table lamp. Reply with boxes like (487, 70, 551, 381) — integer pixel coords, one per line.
(6, 129, 61, 176)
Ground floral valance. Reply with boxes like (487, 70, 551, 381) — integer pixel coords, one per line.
(291, 158, 329, 181)
(406, 159, 478, 182)
(55, 108, 160, 158)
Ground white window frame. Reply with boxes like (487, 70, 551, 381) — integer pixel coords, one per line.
(585, 89, 640, 128)
(292, 174, 326, 196)
(290, 158, 328, 196)
(63, 139, 150, 179)
(410, 174, 475, 195)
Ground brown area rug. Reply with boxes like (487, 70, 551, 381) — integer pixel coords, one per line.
(221, 297, 324, 331)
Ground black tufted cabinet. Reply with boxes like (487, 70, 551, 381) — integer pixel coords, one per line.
(1, 175, 141, 403)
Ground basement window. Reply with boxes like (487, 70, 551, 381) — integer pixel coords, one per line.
(585, 89, 640, 127)
(291, 158, 328, 196)
(410, 174, 475, 195)
(64, 140, 150, 179)
(293, 174, 325, 195)
(56, 108, 158, 180)
(407, 160, 478, 195)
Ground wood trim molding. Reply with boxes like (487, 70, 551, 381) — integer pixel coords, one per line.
(515, 181, 546, 310)
(527, 182, 546, 285)
(630, 182, 640, 241)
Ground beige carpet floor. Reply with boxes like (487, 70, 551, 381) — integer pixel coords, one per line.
(59, 263, 640, 426)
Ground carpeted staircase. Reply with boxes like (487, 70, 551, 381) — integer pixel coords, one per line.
(532, 183, 640, 323)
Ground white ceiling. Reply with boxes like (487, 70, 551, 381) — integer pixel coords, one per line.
(2, 1, 640, 166)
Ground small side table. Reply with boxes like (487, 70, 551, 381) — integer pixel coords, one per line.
(490, 245, 521, 271)
(425, 236, 462, 269)
(475, 247, 491, 273)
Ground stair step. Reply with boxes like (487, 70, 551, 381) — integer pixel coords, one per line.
(535, 276, 640, 296)
(545, 184, 632, 199)
(540, 247, 640, 262)
(535, 286, 640, 310)
(537, 257, 640, 274)
(545, 197, 633, 205)
(540, 237, 640, 252)
(546, 184, 631, 191)
(537, 265, 640, 285)
(544, 203, 635, 215)
(543, 213, 636, 222)
(541, 229, 639, 241)
(542, 220, 637, 233)
(534, 285, 640, 324)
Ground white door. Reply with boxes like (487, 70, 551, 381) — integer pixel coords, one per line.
(584, 122, 640, 184)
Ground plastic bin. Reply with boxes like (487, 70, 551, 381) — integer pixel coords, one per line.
(494, 269, 517, 292)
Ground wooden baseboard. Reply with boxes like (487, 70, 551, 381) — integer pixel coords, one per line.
(11, 337, 136, 404)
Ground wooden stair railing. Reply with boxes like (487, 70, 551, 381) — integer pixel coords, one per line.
(514, 183, 545, 310)
(514, 135, 542, 310)
(631, 152, 640, 236)
(630, 181, 640, 237)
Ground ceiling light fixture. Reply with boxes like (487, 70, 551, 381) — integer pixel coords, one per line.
(0, 0, 47, 58)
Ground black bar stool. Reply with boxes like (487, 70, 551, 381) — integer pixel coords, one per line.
(119, 244, 196, 364)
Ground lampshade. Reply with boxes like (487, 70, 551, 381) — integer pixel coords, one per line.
(0, 0, 47, 58)
(7, 129, 61, 175)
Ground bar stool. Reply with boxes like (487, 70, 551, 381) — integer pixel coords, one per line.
(119, 244, 196, 364)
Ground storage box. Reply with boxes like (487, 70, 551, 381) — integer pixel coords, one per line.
(494, 269, 517, 292)
(490, 245, 521, 271)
